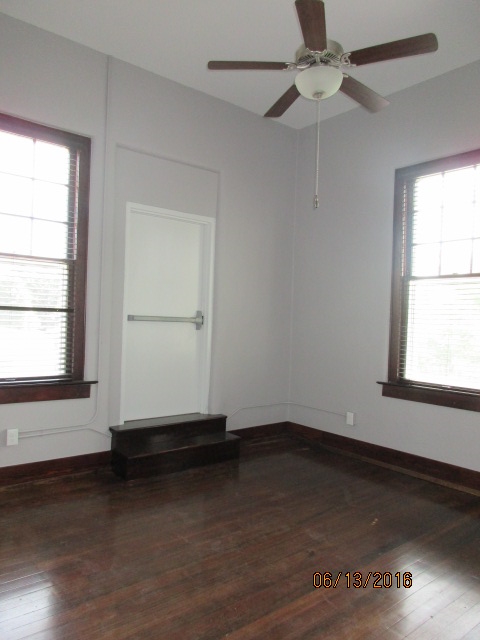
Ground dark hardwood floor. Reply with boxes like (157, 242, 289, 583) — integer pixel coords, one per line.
(1, 434, 479, 639)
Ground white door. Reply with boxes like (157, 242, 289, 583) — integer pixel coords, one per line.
(122, 203, 215, 421)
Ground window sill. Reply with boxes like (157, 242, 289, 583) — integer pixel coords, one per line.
(378, 381, 480, 412)
(0, 380, 98, 404)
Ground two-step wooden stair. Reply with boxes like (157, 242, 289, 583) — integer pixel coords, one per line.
(109, 413, 240, 480)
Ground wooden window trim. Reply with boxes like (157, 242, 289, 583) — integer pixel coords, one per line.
(380, 148, 480, 412)
(0, 380, 97, 404)
(379, 381, 480, 412)
(0, 113, 96, 402)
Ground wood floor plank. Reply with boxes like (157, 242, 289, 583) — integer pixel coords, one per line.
(462, 622, 480, 639)
(0, 436, 479, 639)
(408, 587, 480, 639)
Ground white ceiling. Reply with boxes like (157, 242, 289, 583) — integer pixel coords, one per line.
(1, 0, 480, 129)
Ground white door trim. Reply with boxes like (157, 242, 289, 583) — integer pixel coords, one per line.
(120, 202, 216, 423)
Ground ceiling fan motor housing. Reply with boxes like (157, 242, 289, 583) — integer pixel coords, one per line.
(295, 39, 346, 68)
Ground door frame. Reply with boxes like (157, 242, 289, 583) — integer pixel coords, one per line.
(120, 202, 216, 423)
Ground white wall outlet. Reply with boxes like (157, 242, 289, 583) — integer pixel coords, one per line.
(346, 412, 356, 427)
(6, 429, 19, 446)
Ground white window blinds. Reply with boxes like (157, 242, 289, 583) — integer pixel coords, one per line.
(400, 164, 480, 390)
(0, 121, 87, 383)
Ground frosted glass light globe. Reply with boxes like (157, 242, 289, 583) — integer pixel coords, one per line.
(295, 65, 343, 100)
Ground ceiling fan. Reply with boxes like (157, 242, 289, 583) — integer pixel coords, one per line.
(208, 0, 438, 117)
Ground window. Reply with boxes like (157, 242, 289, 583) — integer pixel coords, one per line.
(0, 113, 95, 403)
(381, 148, 480, 411)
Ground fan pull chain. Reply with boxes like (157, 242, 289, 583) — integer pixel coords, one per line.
(314, 95, 322, 209)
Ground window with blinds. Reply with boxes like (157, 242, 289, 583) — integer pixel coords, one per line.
(382, 148, 480, 411)
(0, 113, 91, 401)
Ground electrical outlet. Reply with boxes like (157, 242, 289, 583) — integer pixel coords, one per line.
(6, 429, 19, 446)
(346, 412, 356, 427)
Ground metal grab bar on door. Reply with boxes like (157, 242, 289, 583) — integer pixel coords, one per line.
(127, 310, 204, 330)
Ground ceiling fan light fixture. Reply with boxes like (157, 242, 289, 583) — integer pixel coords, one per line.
(294, 64, 343, 100)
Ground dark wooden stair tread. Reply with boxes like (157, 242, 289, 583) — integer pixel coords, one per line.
(115, 431, 239, 459)
(110, 412, 226, 433)
(109, 414, 227, 448)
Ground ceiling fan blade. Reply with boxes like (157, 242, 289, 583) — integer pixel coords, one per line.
(340, 75, 390, 113)
(349, 33, 438, 66)
(208, 61, 291, 71)
(295, 0, 327, 52)
(264, 85, 300, 117)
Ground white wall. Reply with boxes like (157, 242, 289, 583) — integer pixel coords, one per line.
(0, 15, 296, 466)
(0, 14, 110, 464)
(290, 60, 480, 473)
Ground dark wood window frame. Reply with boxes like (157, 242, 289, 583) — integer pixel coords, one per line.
(380, 148, 480, 412)
(0, 113, 96, 404)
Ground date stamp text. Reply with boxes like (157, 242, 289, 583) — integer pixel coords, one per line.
(313, 571, 412, 589)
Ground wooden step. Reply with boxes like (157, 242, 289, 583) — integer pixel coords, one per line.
(109, 413, 227, 449)
(111, 431, 240, 480)
(109, 413, 239, 480)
